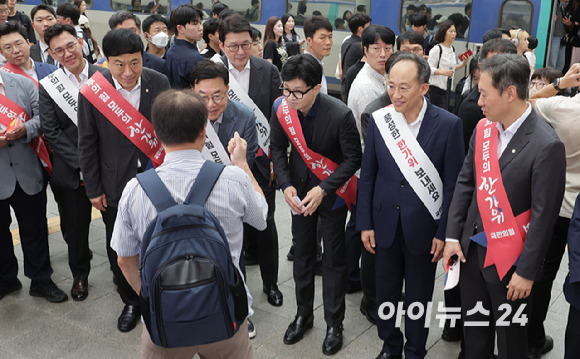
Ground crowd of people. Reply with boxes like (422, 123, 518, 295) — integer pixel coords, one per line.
(1, 1, 580, 359)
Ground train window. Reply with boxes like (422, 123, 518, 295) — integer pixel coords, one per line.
(400, 1, 472, 40)
(285, 0, 371, 29)
(110, 0, 171, 15)
(192, 1, 262, 23)
(38, 0, 93, 8)
(499, 0, 533, 33)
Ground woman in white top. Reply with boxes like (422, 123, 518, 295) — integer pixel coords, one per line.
(427, 20, 467, 110)
(281, 14, 304, 56)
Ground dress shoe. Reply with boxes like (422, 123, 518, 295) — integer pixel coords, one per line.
(118, 304, 140, 332)
(248, 318, 256, 339)
(346, 280, 362, 294)
(360, 297, 378, 325)
(287, 246, 295, 261)
(375, 351, 402, 359)
(71, 279, 89, 301)
(283, 315, 314, 344)
(263, 284, 283, 306)
(526, 335, 554, 359)
(29, 280, 68, 303)
(0, 279, 22, 300)
(322, 324, 343, 355)
(441, 323, 462, 342)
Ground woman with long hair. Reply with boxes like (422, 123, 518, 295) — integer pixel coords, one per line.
(263, 16, 288, 71)
(281, 13, 304, 56)
(427, 20, 467, 110)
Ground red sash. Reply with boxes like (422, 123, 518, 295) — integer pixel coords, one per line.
(275, 97, 357, 209)
(79, 71, 165, 167)
(0, 94, 52, 174)
(0, 63, 39, 88)
(474, 119, 530, 280)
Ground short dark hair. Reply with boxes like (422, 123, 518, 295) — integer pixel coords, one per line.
(297, 1, 307, 15)
(480, 38, 517, 60)
(202, 17, 220, 44)
(531, 67, 562, 84)
(334, 18, 345, 29)
(527, 36, 538, 50)
(109, 10, 141, 30)
(169, 4, 202, 33)
(142, 14, 167, 34)
(31, 4, 56, 20)
(303, 16, 333, 39)
(356, 5, 366, 12)
(0, 0, 6, 4)
(102, 28, 143, 58)
(251, 0, 260, 5)
(410, 13, 427, 27)
(219, 9, 236, 20)
(389, 52, 431, 84)
(250, 26, 261, 41)
(56, 3, 80, 26)
(465, 2, 472, 13)
(361, 25, 395, 48)
(396, 29, 424, 50)
(348, 12, 371, 34)
(211, 2, 229, 17)
(480, 53, 530, 100)
(0, 21, 29, 41)
(385, 51, 402, 74)
(151, 90, 208, 146)
(468, 54, 480, 76)
(312, 10, 322, 16)
(483, 28, 510, 43)
(218, 13, 252, 43)
(44, 23, 77, 48)
(281, 54, 322, 88)
(189, 59, 229, 87)
(434, 20, 454, 43)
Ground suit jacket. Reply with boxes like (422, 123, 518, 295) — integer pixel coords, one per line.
(30, 42, 42, 63)
(0, 72, 43, 199)
(361, 92, 391, 144)
(143, 51, 166, 76)
(457, 85, 483, 153)
(40, 64, 106, 189)
(270, 94, 362, 204)
(77, 67, 170, 207)
(565, 194, 580, 310)
(163, 39, 203, 89)
(446, 110, 566, 283)
(217, 99, 258, 168)
(357, 101, 465, 254)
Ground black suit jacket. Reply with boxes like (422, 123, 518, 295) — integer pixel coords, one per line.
(77, 67, 170, 207)
(30, 42, 42, 63)
(446, 111, 566, 283)
(40, 64, 106, 189)
(270, 94, 362, 202)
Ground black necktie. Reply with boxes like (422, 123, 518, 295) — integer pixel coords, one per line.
(46, 53, 55, 65)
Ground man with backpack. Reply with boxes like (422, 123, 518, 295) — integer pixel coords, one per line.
(112, 89, 267, 357)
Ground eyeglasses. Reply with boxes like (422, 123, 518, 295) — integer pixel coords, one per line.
(224, 42, 252, 52)
(529, 81, 546, 89)
(387, 84, 418, 95)
(51, 41, 78, 57)
(201, 93, 226, 104)
(2, 41, 27, 54)
(0, 9, 9, 15)
(402, 46, 424, 55)
(368, 45, 393, 54)
(280, 85, 314, 99)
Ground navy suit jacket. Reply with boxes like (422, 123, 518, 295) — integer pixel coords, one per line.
(565, 194, 580, 310)
(217, 99, 258, 168)
(357, 101, 465, 255)
(143, 52, 166, 76)
(34, 61, 58, 80)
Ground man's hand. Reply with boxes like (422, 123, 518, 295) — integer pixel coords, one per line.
(361, 230, 376, 254)
(0, 135, 8, 149)
(90, 194, 107, 212)
(300, 185, 325, 216)
(228, 132, 249, 169)
(4, 123, 26, 141)
(506, 272, 534, 301)
(559, 63, 580, 88)
(431, 237, 444, 263)
(283, 186, 302, 214)
(442, 241, 466, 271)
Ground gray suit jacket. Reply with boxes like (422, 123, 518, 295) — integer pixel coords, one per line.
(446, 111, 566, 282)
(30, 42, 42, 63)
(0, 72, 43, 199)
(217, 99, 258, 168)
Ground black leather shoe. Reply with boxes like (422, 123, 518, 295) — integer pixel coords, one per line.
(29, 280, 68, 303)
(118, 304, 140, 332)
(283, 315, 314, 344)
(0, 279, 22, 300)
(441, 323, 462, 342)
(360, 297, 378, 325)
(526, 335, 554, 359)
(263, 284, 283, 306)
(322, 324, 343, 355)
(375, 351, 402, 359)
(71, 279, 89, 301)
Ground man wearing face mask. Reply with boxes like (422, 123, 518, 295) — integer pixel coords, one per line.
(142, 14, 168, 59)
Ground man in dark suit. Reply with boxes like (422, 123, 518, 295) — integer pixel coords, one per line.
(443, 54, 566, 359)
(77, 29, 170, 332)
(40, 24, 106, 301)
(270, 54, 362, 355)
(189, 59, 258, 166)
(357, 53, 464, 359)
(29, 4, 57, 65)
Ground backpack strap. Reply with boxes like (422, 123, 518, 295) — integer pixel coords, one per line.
(185, 161, 225, 206)
(137, 169, 177, 212)
(436, 44, 443, 69)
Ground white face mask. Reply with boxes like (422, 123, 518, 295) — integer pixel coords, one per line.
(151, 32, 169, 48)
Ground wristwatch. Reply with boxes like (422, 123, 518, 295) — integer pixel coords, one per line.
(553, 77, 562, 91)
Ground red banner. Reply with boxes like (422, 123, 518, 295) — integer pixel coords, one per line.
(474, 119, 529, 280)
(275, 97, 357, 210)
(79, 71, 164, 167)
(0, 95, 52, 174)
(0, 63, 39, 88)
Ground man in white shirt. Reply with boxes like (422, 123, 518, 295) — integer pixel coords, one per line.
(303, 16, 333, 95)
(29, 4, 57, 65)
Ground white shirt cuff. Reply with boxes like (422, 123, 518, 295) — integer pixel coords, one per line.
(445, 238, 460, 243)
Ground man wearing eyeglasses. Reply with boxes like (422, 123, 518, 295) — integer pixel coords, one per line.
(357, 53, 464, 359)
(189, 59, 258, 167)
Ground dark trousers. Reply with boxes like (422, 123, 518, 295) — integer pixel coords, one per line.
(344, 202, 362, 286)
(360, 247, 376, 308)
(243, 165, 279, 286)
(0, 183, 53, 286)
(375, 222, 436, 359)
(101, 207, 139, 307)
(428, 85, 448, 110)
(292, 199, 347, 327)
(527, 216, 569, 347)
(51, 185, 93, 280)
(461, 243, 529, 359)
(565, 304, 580, 359)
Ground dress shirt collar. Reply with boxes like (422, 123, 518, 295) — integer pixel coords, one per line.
(405, 96, 428, 127)
(0, 73, 4, 96)
(112, 75, 142, 94)
(162, 149, 203, 166)
(304, 49, 324, 65)
(362, 62, 386, 86)
(299, 94, 321, 119)
(39, 41, 49, 54)
(227, 57, 251, 73)
(496, 103, 531, 137)
(63, 58, 88, 83)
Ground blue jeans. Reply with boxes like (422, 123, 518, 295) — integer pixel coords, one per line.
(549, 36, 566, 72)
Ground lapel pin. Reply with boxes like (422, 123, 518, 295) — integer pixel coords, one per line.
(511, 149, 516, 154)
(146, 88, 149, 93)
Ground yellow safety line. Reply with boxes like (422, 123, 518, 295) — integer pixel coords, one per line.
(11, 208, 102, 246)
